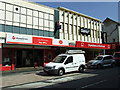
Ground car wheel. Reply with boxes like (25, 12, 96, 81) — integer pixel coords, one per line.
(111, 63, 115, 68)
(97, 64, 102, 69)
(58, 69, 64, 76)
(79, 66, 85, 73)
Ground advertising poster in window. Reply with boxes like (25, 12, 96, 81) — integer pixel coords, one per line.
(0, 43, 1, 48)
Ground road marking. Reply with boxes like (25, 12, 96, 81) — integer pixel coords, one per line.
(8, 73, 98, 89)
(80, 80, 107, 89)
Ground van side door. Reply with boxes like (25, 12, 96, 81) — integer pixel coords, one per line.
(64, 56, 73, 72)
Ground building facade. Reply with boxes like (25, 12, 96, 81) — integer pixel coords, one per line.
(103, 18, 120, 53)
(0, 0, 111, 71)
(58, 7, 102, 44)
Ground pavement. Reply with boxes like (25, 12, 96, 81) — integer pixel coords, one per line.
(1, 67, 47, 88)
(1, 66, 69, 89)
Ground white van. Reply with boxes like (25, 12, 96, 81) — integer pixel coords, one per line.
(43, 50, 86, 76)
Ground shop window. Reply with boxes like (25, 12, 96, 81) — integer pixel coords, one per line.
(5, 25, 13, 33)
(2, 49, 12, 66)
(0, 24, 5, 32)
(48, 53, 52, 61)
(13, 26, 20, 34)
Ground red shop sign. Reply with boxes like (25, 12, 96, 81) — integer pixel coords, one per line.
(32, 37, 52, 46)
(76, 41, 111, 49)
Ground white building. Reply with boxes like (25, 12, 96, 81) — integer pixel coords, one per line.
(58, 7, 102, 45)
(103, 18, 120, 51)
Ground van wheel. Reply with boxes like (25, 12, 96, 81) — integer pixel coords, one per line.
(79, 66, 84, 73)
(58, 69, 64, 76)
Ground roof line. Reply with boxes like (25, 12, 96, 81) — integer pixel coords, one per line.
(103, 17, 120, 25)
(58, 7, 101, 22)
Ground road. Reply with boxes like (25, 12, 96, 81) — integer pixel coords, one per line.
(3, 66, 120, 90)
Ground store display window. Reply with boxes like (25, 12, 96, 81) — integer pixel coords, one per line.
(2, 49, 12, 66)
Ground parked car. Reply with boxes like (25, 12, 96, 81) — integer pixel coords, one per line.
(113, 52, 120, 65)
(87, 55, 116, 69)
(43, 50, 86, 76)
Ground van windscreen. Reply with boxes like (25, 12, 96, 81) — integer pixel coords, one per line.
(52, 56, 67, 63)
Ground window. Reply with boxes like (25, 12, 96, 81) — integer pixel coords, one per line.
(27, 28, 33, 35)
(39, 30, 44, 36)
(65, 56, 73, 64)
(20, 27, 27, 34)
(33, 29, 39, 36)
(2, 49, 12, 66)
(0, 24, 5, 32)
(103, 56, 113, 60)
(5, 25, 13, 33)
(13, 26, 20, 33)
(44, 31, 49, 37)
(49, 32, 54, 37)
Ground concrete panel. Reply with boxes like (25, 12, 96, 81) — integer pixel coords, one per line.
(21, 7, 26, 15)
(33, 10, 38, 17)
(39, 12, 44, 18)
(50, 28, 54, 32)
(81, 17, 84, 27)
(44, 13, 49, 20)
(88, 19, 91, 29)
(6, 21, 12, 25)
(39, 19, 43, 27)
(33, 25, 38, 29)
(14, 5, 20, 13)
(0, 2, 5, 10)
(50, 21, 54, 28)
(27, 16, 32, 25)
(27, 25, 32, 28)
(44, 20, 49, 27)
(84, 18, 87, 28)
(20, 23, 26, 28)
(39, 26, 43, 30)
(65, 33, 68, 40)
(6, 3, 13, 11)
(77, 17, 80, 26)
(14, 13, 20, 22)
(21, 15, 26, 24)
(0, 10, 5, 20)
(0, 20, 5, 24)
(60, 33, 64, 39)
(6, 11, 12, 21)
(27, 9, 32, 16)
(33, 17, 38, 26)
(13, 22, 19, 26)
(50, 15, 54, 21)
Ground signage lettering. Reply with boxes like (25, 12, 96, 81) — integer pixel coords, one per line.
(76, 41, 111, 49)
(80, 27, 90, 35)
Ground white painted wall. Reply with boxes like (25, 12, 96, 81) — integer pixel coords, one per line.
(103, 21, 119, 43)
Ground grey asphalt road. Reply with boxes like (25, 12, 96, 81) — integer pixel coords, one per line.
(36, 66, 120, 89)
(3, 66, 120, 90)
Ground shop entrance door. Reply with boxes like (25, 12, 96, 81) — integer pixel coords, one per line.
(33, 50, 43, 67)
(15, 49, 44, 68)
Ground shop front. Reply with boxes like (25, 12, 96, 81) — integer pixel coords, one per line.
(2, 44, 56, 71)
(76, 41, 111, 62)
(1, 33, 70, 71)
